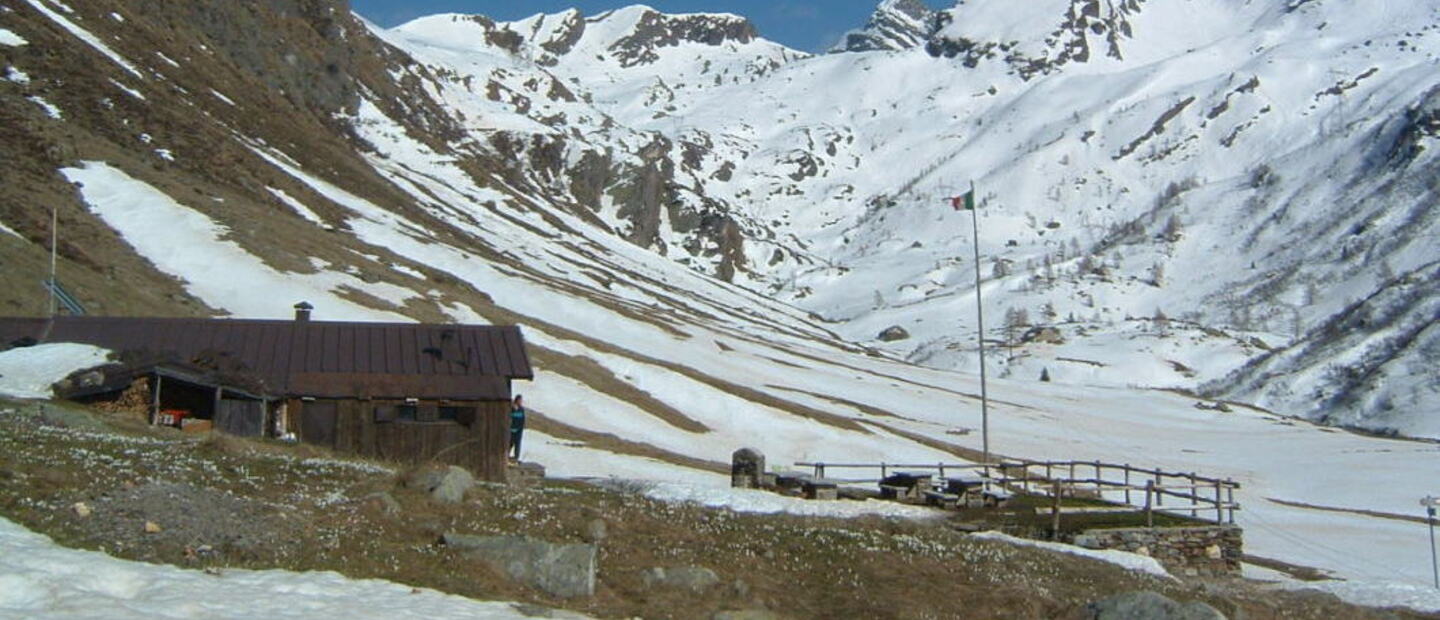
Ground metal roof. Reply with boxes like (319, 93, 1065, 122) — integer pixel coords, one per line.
(0, 316, 533, 400)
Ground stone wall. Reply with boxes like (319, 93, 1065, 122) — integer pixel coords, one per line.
(1071, 526, 1243, 577)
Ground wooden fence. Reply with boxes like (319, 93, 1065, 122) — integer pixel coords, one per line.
(794, 459, 1241, 525)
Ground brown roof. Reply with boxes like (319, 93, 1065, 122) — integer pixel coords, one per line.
(0, 316, 532, 400)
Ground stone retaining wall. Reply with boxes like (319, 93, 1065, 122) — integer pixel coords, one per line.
(1071, 526, 1242, 577)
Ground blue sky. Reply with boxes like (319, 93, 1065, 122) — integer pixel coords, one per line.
(349, 1, 891, 52)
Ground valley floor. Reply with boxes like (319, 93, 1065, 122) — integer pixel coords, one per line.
(0, 399, 1434, 619)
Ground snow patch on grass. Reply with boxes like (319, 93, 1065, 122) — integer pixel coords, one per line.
(0, 516, 592, 619)
(0, 343, 112, 399)
(0, 28, 27, 46)
(972, 531, 1176, 580)
(23, 0, 143, 79)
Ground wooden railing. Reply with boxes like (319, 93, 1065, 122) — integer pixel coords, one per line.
(794, 459, 1241, 525)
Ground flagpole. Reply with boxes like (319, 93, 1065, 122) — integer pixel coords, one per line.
(49, 205, 58, 318)
(967, 180, 991, 481)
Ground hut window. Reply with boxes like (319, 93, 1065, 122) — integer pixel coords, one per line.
(439, 406, 473, 422)
(373, 405, 397, 423)
(396, 404, 417, 421)
(417, 404, 439, 423)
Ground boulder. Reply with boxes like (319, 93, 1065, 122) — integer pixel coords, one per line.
(642, 566, 721, 593)
(406, 465, 475, 504)
(878, 325, 911, 342)
(712, 610, 785, 620)
(444, 534, 596, 598)
(1085, 591, 1226, 620)
(582, 518, 608, 543)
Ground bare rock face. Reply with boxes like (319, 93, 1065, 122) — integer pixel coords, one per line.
(610, 9, 759, 67)
(926, 0, 1146, 78)
(834, 0, 937, 53)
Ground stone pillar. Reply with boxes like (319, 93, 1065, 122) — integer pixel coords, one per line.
(731, 448, 765, 488)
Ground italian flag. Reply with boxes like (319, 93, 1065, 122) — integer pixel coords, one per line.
(950, 189, 976, 211)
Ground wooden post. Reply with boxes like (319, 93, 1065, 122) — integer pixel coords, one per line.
(1189, 473, 1199, 518)
(1154, 470, 1163, 507)
(1045, 462, 1053, 482)
(213, 387, 223, 430)
(1094, 460, 1102, 498)
(149, 373, 162, 426)
(1215, 480, 1224, 524)
(1124, 465, 1132, 505)
(938, 462, 945, 479)
(1051, 480, 1062, 540)
(880, 462, 888, 479)
(1145, 480, 1155, 528)
(1226, 482, 1236, 524)
(1021, 462, 1030, 495)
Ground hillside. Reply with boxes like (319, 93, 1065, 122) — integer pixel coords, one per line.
(0, 0, 1437, 599)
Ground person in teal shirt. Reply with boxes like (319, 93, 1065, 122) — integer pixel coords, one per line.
(509, 394, 526, 461)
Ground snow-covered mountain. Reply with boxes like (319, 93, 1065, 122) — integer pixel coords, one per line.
(0, 0, 1437, 592)
(390, 0, 1438, 437)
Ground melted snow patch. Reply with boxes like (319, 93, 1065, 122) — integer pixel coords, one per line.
(0, 28, 27, 46)
(971, 531, 1176, 580)
(0, 343, 112, 399)
(0, 516, 591, 619)
(27, 96, 61, 119)
(210, 88, 237, 106)
(59, 161, 410, 321)
(266, 186, 331, 229)
(0, 220, 21, 238)
(640, 481, 944, 519)
(4, 66, 29, 83)
(1274, 579, 1440, 614)
(23, 0, 143, 79)
(109, 78, 145, 100)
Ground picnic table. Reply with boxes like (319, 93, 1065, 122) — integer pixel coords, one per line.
(879, 471, 934, 502)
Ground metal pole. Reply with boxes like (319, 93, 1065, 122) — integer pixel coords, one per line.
(1424, 497, 1440, 589)
(49, 205, 58, 318)
(969, 181, 990, 479)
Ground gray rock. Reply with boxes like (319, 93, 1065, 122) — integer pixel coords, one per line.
(642, 565, 721, 593)
(362, 491, 400, 515)
(409, 465, 475, 504)
(1086, 591, 1227, 620)
(878, 325, 911, 342)
(444, 534, 596, 598)
(712, 610, 784, 620)
(582, 518, 607, 543)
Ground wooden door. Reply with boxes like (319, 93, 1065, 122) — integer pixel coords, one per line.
(216, 399, 263, 437)
(300, 401, 338, 448)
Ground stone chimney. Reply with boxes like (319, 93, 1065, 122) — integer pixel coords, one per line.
(294, 301, 313, 322)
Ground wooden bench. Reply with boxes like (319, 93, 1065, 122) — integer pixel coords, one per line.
(773, 472, 813, 496)
(879, 484, 909, 500)
(922, 489, 961, 509)
(803, 478, 840, 501)
(879, 472, 934, 502)
(983, 488, 1012, 508)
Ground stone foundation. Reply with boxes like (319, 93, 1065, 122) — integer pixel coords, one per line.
(1071, 526, 1242, 577)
